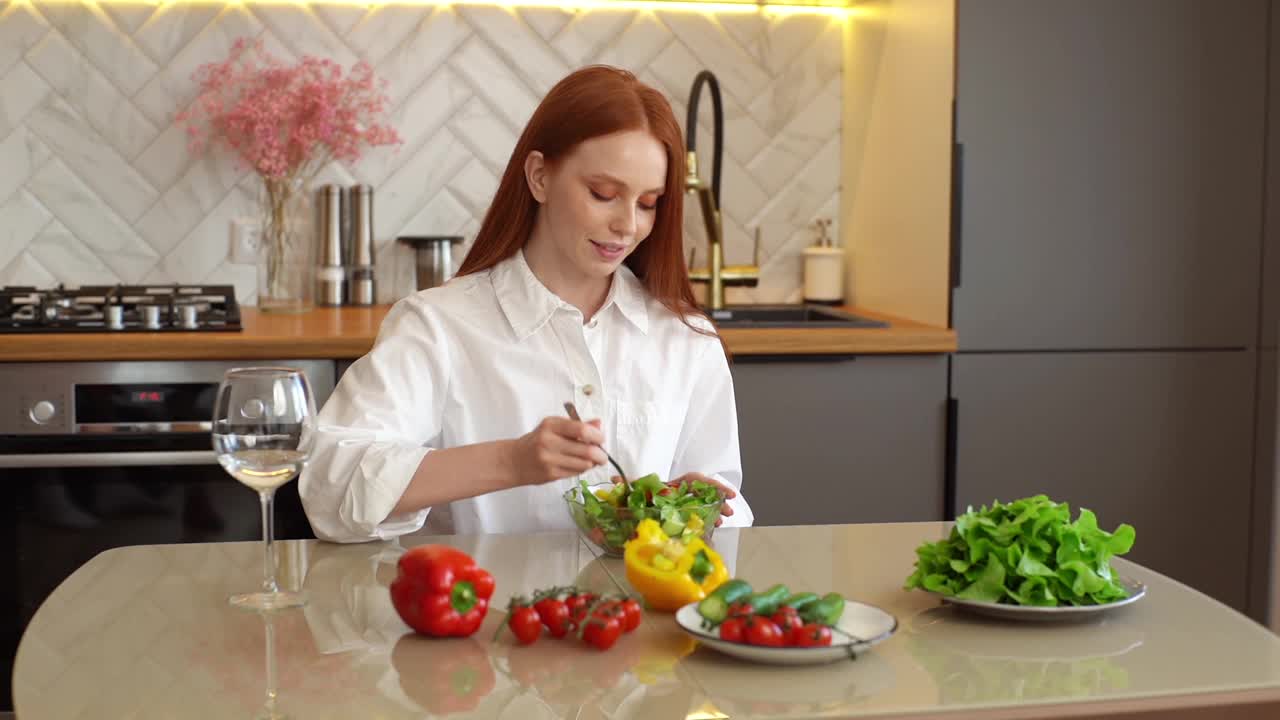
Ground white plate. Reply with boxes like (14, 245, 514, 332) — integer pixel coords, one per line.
(923, 577, 1147, 622)
(673, 600, 898, 666)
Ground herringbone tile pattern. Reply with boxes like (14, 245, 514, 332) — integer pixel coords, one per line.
(0, 2, 843, 305)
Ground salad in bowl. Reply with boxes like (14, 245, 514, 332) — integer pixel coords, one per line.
(564, 473, 724, 557)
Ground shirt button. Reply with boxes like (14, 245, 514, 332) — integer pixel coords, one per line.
(582, 384, 595, 396)
(588, 319, 598, 329)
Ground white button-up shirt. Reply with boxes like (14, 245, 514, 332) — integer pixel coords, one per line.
(299, 249, 753, 543)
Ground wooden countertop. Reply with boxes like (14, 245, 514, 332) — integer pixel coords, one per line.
(0, 305, 956, 362)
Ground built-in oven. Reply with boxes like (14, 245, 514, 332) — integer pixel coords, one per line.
(0, 360, 336, 712)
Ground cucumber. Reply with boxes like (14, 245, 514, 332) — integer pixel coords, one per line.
(800, 592, 846, 626)
(661, 516, 686, 537)
(745, 583, 791, 617)
(696, 579, 753, 624)
(782, 592, 820, 613)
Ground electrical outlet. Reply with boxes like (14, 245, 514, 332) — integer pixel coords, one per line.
(229, 218, 261, 264)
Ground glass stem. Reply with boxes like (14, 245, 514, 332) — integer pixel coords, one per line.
(260, 490, 278, 594)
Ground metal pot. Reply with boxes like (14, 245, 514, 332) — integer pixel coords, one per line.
(398, 236, 464, 291)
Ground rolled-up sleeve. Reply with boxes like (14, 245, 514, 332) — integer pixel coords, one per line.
(668, 335, 754, 528)
(299, 297, 449, 543)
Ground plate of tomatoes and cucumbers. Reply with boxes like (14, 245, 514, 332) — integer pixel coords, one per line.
(675, 580, 898, 665)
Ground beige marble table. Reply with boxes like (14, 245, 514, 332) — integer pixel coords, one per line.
(13, 523, 1280, 719)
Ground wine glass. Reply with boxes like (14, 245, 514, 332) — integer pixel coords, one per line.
(212, 366, 315, 611)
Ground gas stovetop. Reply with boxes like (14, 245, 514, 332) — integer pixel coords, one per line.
(0, 285, 242, 333)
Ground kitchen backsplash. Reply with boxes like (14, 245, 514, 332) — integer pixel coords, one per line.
(0, 2, 842, 305)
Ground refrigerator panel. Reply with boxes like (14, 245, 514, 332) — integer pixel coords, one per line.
(1260, 0, 1280, 350)
(953, 0, 1265, 351)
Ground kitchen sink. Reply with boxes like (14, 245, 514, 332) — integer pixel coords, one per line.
(704, 304, 889, 328)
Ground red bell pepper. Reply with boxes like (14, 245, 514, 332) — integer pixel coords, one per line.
(390, 545, 495, 637)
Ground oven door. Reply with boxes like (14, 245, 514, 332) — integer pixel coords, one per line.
(0, 434, 315, 712)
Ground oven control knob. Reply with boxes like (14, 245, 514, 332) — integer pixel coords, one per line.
(106, 305, 124, 330)
(30, 400, 56, 424)
(178, 304, 198, 329)
(142, 305, 162, 329)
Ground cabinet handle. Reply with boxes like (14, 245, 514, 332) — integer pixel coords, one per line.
(944, 397, 959, 520)
(0, 451, 215, 468)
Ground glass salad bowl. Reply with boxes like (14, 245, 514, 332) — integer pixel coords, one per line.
(564, 476, 724, 557)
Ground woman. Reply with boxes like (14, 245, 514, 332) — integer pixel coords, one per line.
(300, 65, 753, 543)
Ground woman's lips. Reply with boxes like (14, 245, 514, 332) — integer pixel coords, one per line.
(590, 239, 627, 260)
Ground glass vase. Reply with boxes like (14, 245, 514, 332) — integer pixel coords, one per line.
(257, 176, 316, 314)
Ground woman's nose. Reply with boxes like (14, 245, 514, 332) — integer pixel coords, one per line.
(611, 204, 638, 237)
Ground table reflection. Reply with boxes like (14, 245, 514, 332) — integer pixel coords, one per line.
(256, 612, 285, 720)
(904, 606, 1145, 704)
(294, 535, 708, 718)
(679, 646, 896, 718)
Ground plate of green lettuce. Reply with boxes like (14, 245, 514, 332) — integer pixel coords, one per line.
(905, 495, 1144, 621)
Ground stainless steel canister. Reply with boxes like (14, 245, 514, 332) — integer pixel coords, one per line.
(348, 185, 375, 305)
(316, 185, 345, 306)
(398, 236, 464, 291)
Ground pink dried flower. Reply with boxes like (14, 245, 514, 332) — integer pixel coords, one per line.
(176, 37, 401, 182)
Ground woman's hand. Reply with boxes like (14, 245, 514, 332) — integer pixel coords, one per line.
(611, 472, 737, 527)
(671, 472, 737, 527)
(507, 417, 607, 486)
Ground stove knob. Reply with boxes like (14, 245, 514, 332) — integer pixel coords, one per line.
(106, 305, 124, 330)
(178, 305, 198, 329)
(142, 305, 162, 329)
(29, 400, 56, 424)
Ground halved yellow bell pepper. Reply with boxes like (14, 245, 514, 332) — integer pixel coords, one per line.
(624, 518, 728, 611)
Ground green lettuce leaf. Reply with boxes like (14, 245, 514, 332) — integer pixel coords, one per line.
(904, 495, 1136, 607)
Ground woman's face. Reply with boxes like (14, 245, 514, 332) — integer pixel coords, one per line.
(526, 129, 668, 280)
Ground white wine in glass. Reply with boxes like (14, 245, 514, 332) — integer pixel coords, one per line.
(213, 366, 316, 611)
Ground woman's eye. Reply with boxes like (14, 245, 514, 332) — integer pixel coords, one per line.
(638, 202, 657, 212)
(590, 189, 614, 202)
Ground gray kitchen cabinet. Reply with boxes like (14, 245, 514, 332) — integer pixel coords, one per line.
(953, 0, 1267, 351)
(731, 355, 947, 527)
(336, 359, 354, 381)
(951, 351, 1256, 612)
(1252, 348, 1277, 623)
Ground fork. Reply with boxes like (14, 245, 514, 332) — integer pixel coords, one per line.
(563, 402, 629, 494)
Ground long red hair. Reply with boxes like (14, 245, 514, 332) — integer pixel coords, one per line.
(456, 65, 724, 354)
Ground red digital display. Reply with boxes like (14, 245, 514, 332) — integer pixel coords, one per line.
(130, 390, 165, 403)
